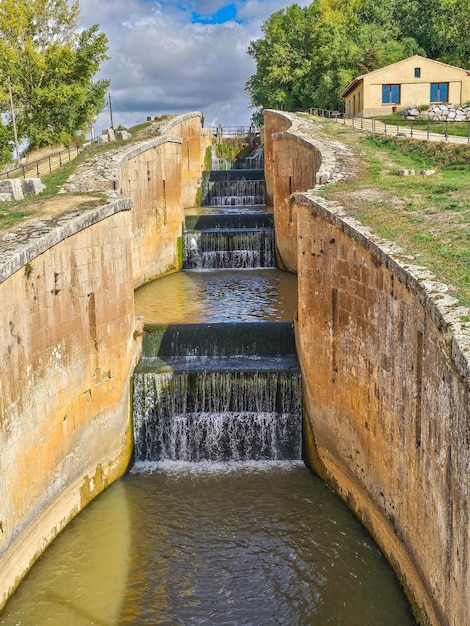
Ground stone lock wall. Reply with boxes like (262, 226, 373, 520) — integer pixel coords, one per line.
(118, 112, 210, 287)
(62, 112, 210, 288)
(0, 203, 138, 610)
(119, 137, 183, 287)
(264, 110, 319, 271)
(264, 110, 346, 273)
(164, 113, 211, 209)
(264, 110, 292, 206)
(265, 110, 470, 626)
(0, 113, 207, 610)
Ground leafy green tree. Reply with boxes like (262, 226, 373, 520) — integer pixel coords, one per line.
(246, 4, 317, 113)
(0, 0, 109, 150)
(0, 119, 13, 165)
(246, 0, 470, 118)
(433, 0, 470, 67)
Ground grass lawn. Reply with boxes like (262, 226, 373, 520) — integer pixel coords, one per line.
(306, 115, 470, 307)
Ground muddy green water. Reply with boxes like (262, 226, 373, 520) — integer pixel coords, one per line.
(1, 268, 415, 625)
(1, 464, 415, 625)
(134, 269, 298, 324)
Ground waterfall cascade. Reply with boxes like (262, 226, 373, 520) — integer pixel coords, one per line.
(133, 323, 302, 462)
(183, 213, 275, 270)
(211, 146, 264, 171)
(132, 142, 301, 464)
(201, 169, 265, 207)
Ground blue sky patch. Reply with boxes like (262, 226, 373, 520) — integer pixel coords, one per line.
(192, 3, 242, 24)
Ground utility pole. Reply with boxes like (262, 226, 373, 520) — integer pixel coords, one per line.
(8, 77, 20, 161)
(108, 91, 114, 129)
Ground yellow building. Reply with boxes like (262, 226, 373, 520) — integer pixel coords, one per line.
(341, 55, 470, 117)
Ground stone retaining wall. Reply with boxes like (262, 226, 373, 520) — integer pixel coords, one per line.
(63, 112, 211, 287)
(0, 112, 208, 610)
(403, 104, 470, 121)
(264, 109, 470, 626)
(0, 201, 138, 610)
(264, 110, 358, 272)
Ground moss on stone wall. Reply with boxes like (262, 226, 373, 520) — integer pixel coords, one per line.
(176, 236, 183, 269)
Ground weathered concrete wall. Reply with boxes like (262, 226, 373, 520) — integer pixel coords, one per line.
(265, 110, 470, 626)
(62, 112, 209, 288)
(0, 112, 207, 610)
(0, 201, 139, 610)
(119, 136, 183, 287)
(164, 113, 211, 209)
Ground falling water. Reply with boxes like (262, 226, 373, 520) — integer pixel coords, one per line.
(211, 146, 264, 171)
(183, 229, 275, 269)
(183, 211, 275, 270)
(201, 170, 265, 206)
(132, 323, 302, 463)
(134, 144, 296, 464)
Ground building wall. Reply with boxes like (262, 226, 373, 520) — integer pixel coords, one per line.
(265, 110, 470, 626)
(344, 56, 470, 117)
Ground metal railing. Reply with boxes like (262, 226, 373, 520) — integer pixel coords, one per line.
(0, 145, 82, 180)
(209, 125, 260, 139)
(309, 108, 470, 144)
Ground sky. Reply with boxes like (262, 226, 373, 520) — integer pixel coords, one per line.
(78, 0, 307, 133)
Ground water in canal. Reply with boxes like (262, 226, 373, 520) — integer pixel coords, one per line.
(0, 147, 415, 625)
(1, 464, 415, 626)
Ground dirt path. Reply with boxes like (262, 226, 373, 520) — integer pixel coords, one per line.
(22, 194, 103, 218)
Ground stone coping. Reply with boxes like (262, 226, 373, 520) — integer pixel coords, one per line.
(266, 109, 360, 187)
(60, 134, 182, 198)
(0, 198, 132, 284)
(0, 111, 204, 285)
(60, 112, 203, 198)
(293, 191, 470, 380)
(162, 111, 203, 132)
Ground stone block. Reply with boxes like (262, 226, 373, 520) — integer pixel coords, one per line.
(0, 178, 24, 200)
(22, 178, 46, 196)
(398, 169, 415, 176)
(115, 130, 131, 141)
(316, 170, 330, 184)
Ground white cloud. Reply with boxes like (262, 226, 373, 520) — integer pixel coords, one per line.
(79, 0, 302, 132)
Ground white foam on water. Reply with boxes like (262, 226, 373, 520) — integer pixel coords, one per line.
(131, 459, 304, 476)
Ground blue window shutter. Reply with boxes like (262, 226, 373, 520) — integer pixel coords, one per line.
(430, 83, 438, 102)
(382, 85, 389, 103)
(440, 83, 448, 102)
(392, 85, 400, 104)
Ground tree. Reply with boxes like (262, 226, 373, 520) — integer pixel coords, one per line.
(0, 0, 109, 152)
(246, 4, 318, 115)
(432, 0, 470, 67)
(245, 0, 371, 116)
(0, 119, 13, 164)
(245, 0, 470, 118)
